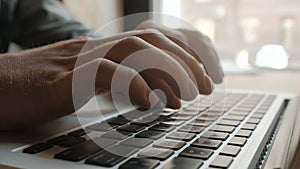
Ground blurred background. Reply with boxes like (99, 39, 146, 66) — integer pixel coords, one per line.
(64, 0, 300, 72)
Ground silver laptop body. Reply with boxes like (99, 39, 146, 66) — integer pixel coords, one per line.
(0, 89, 299, 169)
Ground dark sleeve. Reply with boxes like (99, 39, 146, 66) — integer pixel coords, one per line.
(13, 0, 96, 49)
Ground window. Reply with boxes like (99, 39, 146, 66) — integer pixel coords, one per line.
(64, 0, 122, 35)
(155, 0, 300, 61)
(240, 17, 260, 44)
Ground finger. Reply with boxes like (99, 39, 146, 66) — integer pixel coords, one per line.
(136, 20, 223, 84)
(140, 71, 181, 109)
(135, 32, 214, 94)
(52, 58, 157, 112)
(179, 29, 224, 83)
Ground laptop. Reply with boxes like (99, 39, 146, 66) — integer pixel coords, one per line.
(0, 89, 299, 169)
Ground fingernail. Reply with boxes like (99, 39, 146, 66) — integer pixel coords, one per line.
(205, 76, 214, 93)
(171, 96, 181, 109)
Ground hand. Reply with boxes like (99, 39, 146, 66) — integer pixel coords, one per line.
(136, 20, 224, 83)
(0, 27, 219, 130)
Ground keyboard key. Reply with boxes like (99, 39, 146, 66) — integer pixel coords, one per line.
(131, 118, 157, 126)
(223, 115, 245, 121)
(153, 140, 185, 150)
(135, 130, 165, 140)
(200, 113, 222, 119)
(220, 145, 241, 157)
(149, 124, 175, 132)
(238, 104, 254, 109)
(251, 113, 264, 119)
(259, 105, 270, 109)
(241, 123, 256, 131)
(157, 112, 175, 118)
(85, 145, 138, 167)
(170, 115, 192, 121)
(138, 147, 174, 160)
(209, 125, 235, 133)
(142, 114, 168, 122)
(120, 137, 153, 148)
(47, 135, 86, 147)
(119, 158, 160, 169)
(161, 157, 203, 169)
(86, 151, 124, 167)
(228, 111, 249, 116)
(218, 120, 240, 127)
(107, 144, 138, 157)
(47, 135, 69, 144)
(185, 106, 207, 112)
(180, 147, 213, 160)
(85, 136, 117, 147)
(228, 137, 247, 147)
(167, 132, 196, 141)
(107, 117, 130, 125)
(86, 122, 116, 132)
(255, 109, 266, 114)
(189, 120, 211, 127)
(235, 130, 252, 138)
(161, 119, 184, 126)
(178, 125, 204, 133)
(200, 110, 218, 117)
(117, 124, 145, 133)
(68, 128, 90, 137)
(247, 118, 261, 124)
(235, 107, 252, 112)
(191, 138, 222, 150)
(121, 111, 143, 119)
(177, 110, 199, 116)
(200, 110, 223, 119)
(158, 109, 175, 114)
(196, 116, 218, 121)
(23, 143, 52, 154)
(54, 138, 116, 161)
(210, 155, 233, 168)
(205, 110, 224, 116)
(101, 130, 131, 140)
(201, 131, 229, 141)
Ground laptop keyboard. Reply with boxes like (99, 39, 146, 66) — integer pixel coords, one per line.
(22, 92, 275, 169)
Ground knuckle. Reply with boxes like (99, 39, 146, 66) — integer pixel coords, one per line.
(124, 36, 143, 43)
(63, 38, 87, 46)
(119, 36, 152, 49)
(142, 28, 162, 35)
(93, 58, 104, 64)
(92, 58, 107, 67)
(120, 36, 144, 45)
(71, 38, 88, 44)
(171, 30, 188, 43)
